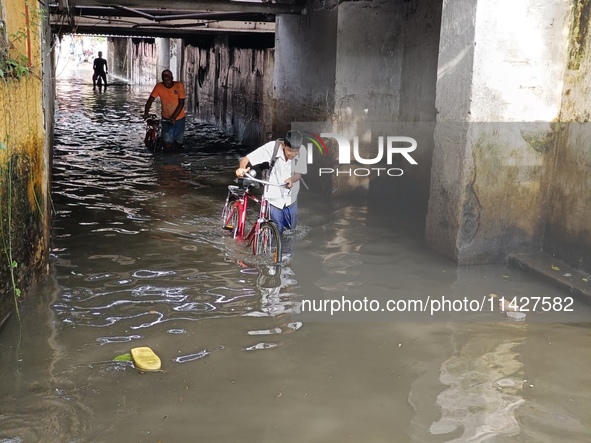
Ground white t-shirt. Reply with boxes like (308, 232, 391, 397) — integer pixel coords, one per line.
(247, 140, 307, 209)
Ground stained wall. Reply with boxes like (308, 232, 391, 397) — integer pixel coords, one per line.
(183, 34, 275, 146)
(0, 0, 50, 323)
(545, 1, 591, 270)
(425, 0, 572, 264)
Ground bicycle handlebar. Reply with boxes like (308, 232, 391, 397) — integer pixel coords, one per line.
(239, 175, 287, 188)
(144, 114, 173, 124)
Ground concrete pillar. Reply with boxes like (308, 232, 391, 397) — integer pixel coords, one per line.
(331, 0, 440, 204)
(169, 38, 183, 80)
(156, 38, 170, 75)
(426, 0, 571, 264)
(273, 0, 338, 136)
(276, 0, 440, 204)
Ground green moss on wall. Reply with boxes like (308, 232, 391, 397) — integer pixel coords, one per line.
(568, 0, 591, 70)
(0, 151, 46, 322)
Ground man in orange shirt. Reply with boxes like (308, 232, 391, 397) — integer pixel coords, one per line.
(143, 69, 186, 151)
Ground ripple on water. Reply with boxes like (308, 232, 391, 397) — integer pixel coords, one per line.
(247, 321, 303, 336)
(173, 302, 216, 312)
(173, 345, 224, 363)
(243, 342, 279, 351)
(95, 335, 143, 345)
(131, 270, 176, 279)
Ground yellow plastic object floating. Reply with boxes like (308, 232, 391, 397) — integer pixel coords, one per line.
(130, 347, 161, 372)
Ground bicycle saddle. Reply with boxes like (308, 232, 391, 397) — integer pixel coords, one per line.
(234, 178, 260, 190)
(228, 184, 247, 196)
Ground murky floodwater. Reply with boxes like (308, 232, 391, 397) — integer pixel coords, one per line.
(1, 56, 591, 443)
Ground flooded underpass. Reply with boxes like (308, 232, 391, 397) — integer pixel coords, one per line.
(1, 60, 591, 443)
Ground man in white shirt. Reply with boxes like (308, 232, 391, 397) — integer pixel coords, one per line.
(235, 130, 307, 234)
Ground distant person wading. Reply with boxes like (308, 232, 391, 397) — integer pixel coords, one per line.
(92, 51, 108, 89)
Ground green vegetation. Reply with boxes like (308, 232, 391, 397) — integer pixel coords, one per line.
(0, 141, 22, 322)
(0, 26, 31, 79)
(0, 2, 46, 79)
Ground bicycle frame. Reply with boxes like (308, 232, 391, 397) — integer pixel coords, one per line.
(224, 181, 269, 243)
(221, 175, 283, 263)
(144, 114, 161, 152)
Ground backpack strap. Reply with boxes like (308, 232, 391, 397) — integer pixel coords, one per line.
(259, 139, 282, 182)
(269, 139, 282, 168)
(267, 139, 282, 176)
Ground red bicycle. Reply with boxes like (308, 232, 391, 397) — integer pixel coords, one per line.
(221, 172, 283, 264)
(143, 114, 162, 152)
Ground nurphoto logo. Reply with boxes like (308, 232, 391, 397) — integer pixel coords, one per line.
(302, 132, 418, 177)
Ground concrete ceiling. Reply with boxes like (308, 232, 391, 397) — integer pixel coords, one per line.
(49, 0, 307, 38)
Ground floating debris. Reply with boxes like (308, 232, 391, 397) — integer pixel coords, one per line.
(113, 353, 131, 362)
(130, 346, 161, 372)
(506, 311, 526, 321)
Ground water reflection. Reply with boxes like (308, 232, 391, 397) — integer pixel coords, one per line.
(430, 323, 526, 442)
(246, 264, 302, 318)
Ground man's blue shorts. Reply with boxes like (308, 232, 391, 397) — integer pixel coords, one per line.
(162, 116, 185, 146)
(269, 202, 298, 234)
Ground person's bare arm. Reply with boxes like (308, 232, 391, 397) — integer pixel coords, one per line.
(143, 96, 156, 119)
(284, 172, 302, 189)
(236, 156, 251, 177)
(168, 98, 186, 124)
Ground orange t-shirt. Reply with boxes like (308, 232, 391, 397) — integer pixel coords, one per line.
(150, 82, 186, 120)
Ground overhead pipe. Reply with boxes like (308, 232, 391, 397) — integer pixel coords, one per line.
(114, 6, 156, 21)
(50, 5, 272, 22)
(64, 0, 304, 15)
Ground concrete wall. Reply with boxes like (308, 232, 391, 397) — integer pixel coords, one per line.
(108, 38, 128, 81)
(334, 1, 403, 122)
(396, 0, 441, 211)
(273, 0, 338, 135)
(184, 35, 274, 146)
(108, 37, 181, 86)
(426, 0, 571, 264)
(0, 0, 50, 323)
(545, 1, 591, 270)
(329, 0, 406, 197)
(109, 35, 274, 147)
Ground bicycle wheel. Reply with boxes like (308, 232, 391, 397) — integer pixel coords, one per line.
(144, 128, 157, 150)
(254, 221, 282, 264)
(154, 135, 162, 151)
(221, 199, 239, 236)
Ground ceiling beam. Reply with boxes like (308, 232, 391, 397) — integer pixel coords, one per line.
(49, 5, 274, 20)
(50, 15, 276, 37)
(49, 0, 304, 38)
(62, 0, 305, 15)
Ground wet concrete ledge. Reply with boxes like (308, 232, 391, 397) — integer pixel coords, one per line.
(508, 251, 591, 300)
